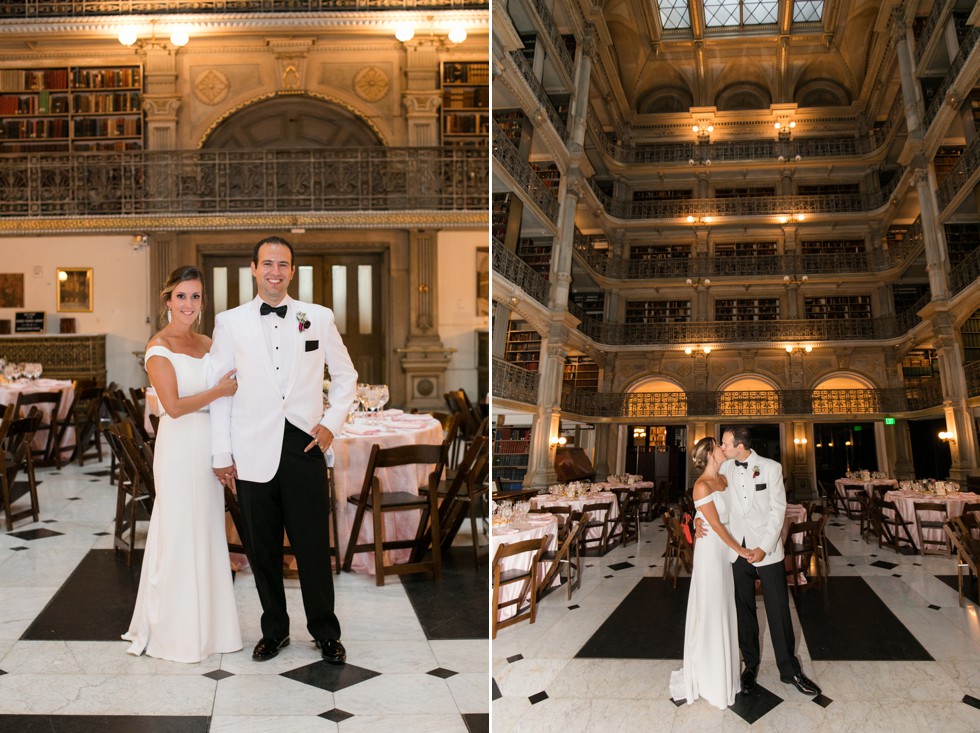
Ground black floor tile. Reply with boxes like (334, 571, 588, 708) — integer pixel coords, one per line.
(8, 528, 63, 541)
(963, 694, 980, 710)
(400, 547, 486, 640)
(869, 560, 898, 570)
(935, 575, 980, 605)
(528, 691, 548, 704)
(492, 678, 501, 701)
(319, 709, 354, 723)
(22, 549, 142, 641)
(281, 660, 380, 692)
(825, 538, 843, 557)
(729, 686, 783, 724)
(202, 669, 234, 681)
(576, 577, 688, 660)
(607, 561, 634, 571)
(0, 716, 209, 732)
(506, 654, 523, 663)
(793, 577, 932, 661)
(463, 712, 489, 733)
(427, 667, 457, 679)
(812, 694, 833, 708)
(84, 470, 113, 477)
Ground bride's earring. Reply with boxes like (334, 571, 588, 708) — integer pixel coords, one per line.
(197, 311, 202, 326)
(167, 307, 172, 323)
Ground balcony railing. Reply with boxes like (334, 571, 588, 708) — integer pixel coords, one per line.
(525, 0, 574, 81)
(492, 238, 551, 305)
(573, 316, 908, 346)
(966, 360, 980, 398)
(492, 119, 560, 222)
(0, 0, 487, 15)
(509, 50, 568, 141)
(950, 246, 980, 297)
(0, 147, 488, 219)
(906, 376, 944, 411)
(924, 25, 980, 130)
(936, 131, 980, 212)
(555, 386, 924, 419)
(492, 357, 539, 405)
(914, 0, 953, 63)
(587, 179, 896, 220)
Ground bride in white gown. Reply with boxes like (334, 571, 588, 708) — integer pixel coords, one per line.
(670, 437, 754, 709)
(122, 266, 243, 663)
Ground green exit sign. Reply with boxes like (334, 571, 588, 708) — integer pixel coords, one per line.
(884, 417, 896, 425)
(853, 425, 862, 431)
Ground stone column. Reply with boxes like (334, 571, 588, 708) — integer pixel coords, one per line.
(399, 230, 453, 411)
(566, 29, 594, 154)
(491, 300, 510, 358)
(548, 176, 581, 310)
(141, 46, 180, 150)
(401, 41, 441, 146)
(525, 337, 569, 487)
(932, 321, 980, 480)
(892, 7, 924, 135)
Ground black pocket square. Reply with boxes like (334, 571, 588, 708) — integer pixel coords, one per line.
(755, 483, 767, 491)
(305, 340, 319, 352)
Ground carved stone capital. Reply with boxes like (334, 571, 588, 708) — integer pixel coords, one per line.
(142, 95, 181, 119)
(402, 92, 442, 115)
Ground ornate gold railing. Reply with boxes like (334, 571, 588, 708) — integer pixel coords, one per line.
(492, 357, 539, 404)
(0, 0, 486, 15)
(0, 147, 488, 219)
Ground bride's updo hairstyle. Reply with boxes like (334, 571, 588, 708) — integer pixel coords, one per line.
(159, 265, 206, 327)
(692, 436, 717, 470)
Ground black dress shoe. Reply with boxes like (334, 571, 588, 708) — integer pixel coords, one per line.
(316, 638, 347, 664)
(740, 667, 758, 694)
(781, 672, 821, 696)
(252, 636, 290, 661)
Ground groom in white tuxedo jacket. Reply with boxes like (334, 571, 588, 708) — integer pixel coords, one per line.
(209, 237, 357, 664)
(718, 426, 821, 697)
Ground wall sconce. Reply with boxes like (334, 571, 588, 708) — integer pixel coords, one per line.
(633, 427, 647, 440)
(549, 436, 568, 447)
(688, 157, 712, 166)
(939, 431, 956, 443)
(118, 21, 190, 50)
(778, 213, 805, 224)
(793, 437, 808, 445)
(777, 154, 803, 163)
(394, 19, 467, 44)
(784, 344, 813, 353)
(774, 119, 795, 140)
(683, 345, 712, 355)
(685, 277, 711, 288)
(692, 123, 713, 143)
(686, 215, 713, 225)
(783, 274, 808, 285)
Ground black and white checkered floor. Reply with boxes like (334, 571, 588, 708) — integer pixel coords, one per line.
(492, 515, 980, 731)
(0, 460, 488, 733)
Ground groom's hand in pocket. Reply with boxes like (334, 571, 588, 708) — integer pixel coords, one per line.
(305, 425, 334, 454)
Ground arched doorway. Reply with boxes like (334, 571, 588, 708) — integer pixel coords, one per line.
(718, 376, 781, 464)
(625, 377, 687, 500)
(199, 95, 388, 383)
(812, 374, 880, 484)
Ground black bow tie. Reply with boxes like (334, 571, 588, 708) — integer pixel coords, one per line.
(260, 302, 287, 318)
(734, 460, 748, 469)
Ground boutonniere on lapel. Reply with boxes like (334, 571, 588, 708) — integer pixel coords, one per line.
(296, 311, 311, 333)
(752, 465, 760, 479)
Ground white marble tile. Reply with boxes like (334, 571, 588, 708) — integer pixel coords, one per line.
(0, 546, 90, 588)
(0, 672, 216, 714)
(586, 698, 680, 732)
(333, 673, 459, 715)
(428, 639, 487, 674)
(210, 715, 338, 732)
(810, 661, 962, 702)
(877, 701, 980, 733)
(337, 714, 467, 733)
(490, 695, 532, 733)
(665, 698, 749, 732)
(493, 657, 570, 699)
(219, 642, 321, 675)
(446, 671, 487, 714)
(0, 586, 59, 641)
(0, 640, 13, 664)
(212, 672, 334, 716)
(545, 658, 675, 700)
(504, 697, 594, 733)
(337, 640, 437, 674)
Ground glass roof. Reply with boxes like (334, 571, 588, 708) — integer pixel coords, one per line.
(657, 0, 822, 31)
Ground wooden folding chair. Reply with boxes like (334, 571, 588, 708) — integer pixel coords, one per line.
(491, 536, 547, 638)
(606, 488, 639, 549)
(105, 421, 156, 564)
(538, 510, 588, 601)
(15, 391, 63, 468)
(661, 510, 693, 588)
(914, 502, 951, 555)
(55, 386, 104, 466)
(0, 406, 41, 531)
(872, 496, 917, 553)
(424, 434, 489, 568)
(342, 442, 446, 585)
(580, 500, 612, 555)
(783, 515, 828, 593)
(944, 519, 979, 607)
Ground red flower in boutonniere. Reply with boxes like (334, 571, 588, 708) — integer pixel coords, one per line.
(752, 465, 760, 479)
(296, 311, 311, 332)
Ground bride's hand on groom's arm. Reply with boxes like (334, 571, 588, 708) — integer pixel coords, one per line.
(214, 369, 237, 398)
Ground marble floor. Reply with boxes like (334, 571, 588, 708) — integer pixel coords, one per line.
(0, 459, 489, 733)
(492, 511, 980, 732)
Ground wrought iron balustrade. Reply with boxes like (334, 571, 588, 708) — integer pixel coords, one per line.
(894, 293, 929, 334)
(937, 130, 980, 211)
(906, 376, 944, 410)
(924, 25, 980, 130)
(492, 238, 551, 305)
(509, 50, 569, 141)
(493, 357, 539, 405)
(0, 147, 488, 218)
(950, 246, 980, 297)
(492, 119, 560, 223)
(914, 0, 952, 63)
(559, 386, 915, 418)
(525, 0, 574, 81)
(965, 360, 980, 398)
(0, 0, 486, 15)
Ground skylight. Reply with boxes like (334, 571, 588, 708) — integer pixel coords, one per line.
(704, 0, 778, 27)
(659, 0, 691, 30)
(793, 0, 823, 23)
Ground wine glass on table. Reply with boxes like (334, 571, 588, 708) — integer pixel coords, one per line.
(376, 384, 389, 426)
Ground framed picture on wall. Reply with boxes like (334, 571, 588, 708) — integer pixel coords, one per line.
(476, 247, 489, 316)
(56, 268, 93, 312)
(0, 273, 24, 308)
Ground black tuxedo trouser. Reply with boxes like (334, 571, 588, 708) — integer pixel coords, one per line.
(236, 420, 340, 641)
(733, 555, 801, 679)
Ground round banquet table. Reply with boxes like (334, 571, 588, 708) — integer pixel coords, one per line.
(883, 490, 979, 550)
(332, 412, 445, 574)
(835, 478, 898, 499)
(0, 379, 75, 458)
(490, 514, 559, 621)
(529, 491, 619, 541)
(593, 480, 655, 491)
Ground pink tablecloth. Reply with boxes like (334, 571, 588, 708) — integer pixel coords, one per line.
(883, 490, 978, 550)
(529, 491, 619, 541)
(491, 514, 558, 621)
(0, 379, 75, 457)
(333, 413, 445, 574)
(836, 478, 898, 499)
(593, 481, 655, 490)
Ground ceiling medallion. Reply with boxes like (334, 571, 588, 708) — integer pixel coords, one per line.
(354, 66, 390, 103)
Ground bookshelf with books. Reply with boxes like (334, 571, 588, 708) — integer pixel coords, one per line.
(569, 291, 605, 318)
(629, 243, 691, 260)
(0, 65, 142, 152)
(625, 300, 691, 324)
(504, 318, 543, 371)
(714, 298, 780, 321)
(516, 238, 553, 277)
(441, 61, 489, 145)
(530, 161, 560, 190)
(494, 108, 528, 147)
(563, 353, 599, 391)
(961, 310, 980, 364)
(800, 239, 864, 256)
(493, 424, 532, 492)
(804, 295, 872, 320)
(714, 241, 777, 257)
